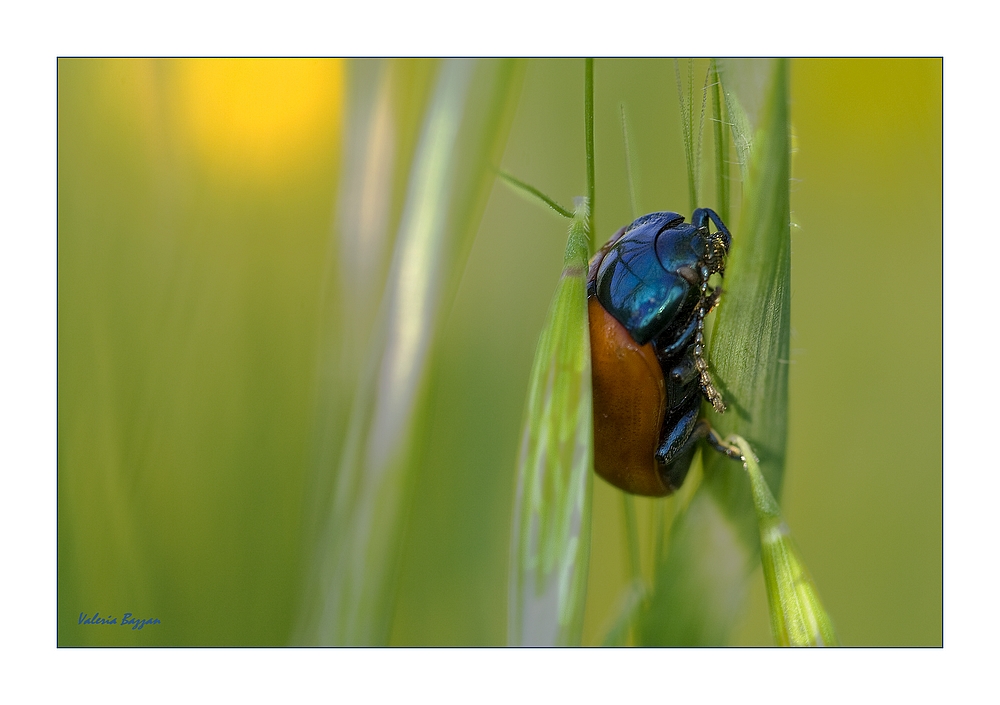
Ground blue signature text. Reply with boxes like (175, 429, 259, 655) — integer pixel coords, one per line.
(79, 612, 161, 630)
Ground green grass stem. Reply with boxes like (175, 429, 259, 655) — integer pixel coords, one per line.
(733, 435, 838, 646)
(620, 103, 639, 219)
(710, 59, 730, 223)
(585, 59, 596, 253)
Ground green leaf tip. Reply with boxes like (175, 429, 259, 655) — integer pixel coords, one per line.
(498, 170, 575, 219)
(732, 435, 838, 647)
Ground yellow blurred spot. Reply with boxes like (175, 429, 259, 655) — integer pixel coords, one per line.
(175, 59, 343, 182)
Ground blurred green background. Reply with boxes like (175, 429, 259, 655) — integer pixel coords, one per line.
(58, 58, 941, 646)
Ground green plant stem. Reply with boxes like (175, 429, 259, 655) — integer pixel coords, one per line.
(732, 435, 838, 646)
(585, 58, 595, 252)
(621, 493, 641, 584)
(710, 59, 730, 223)
(697, 64, 711, 202)
(620, 103, 638, 219)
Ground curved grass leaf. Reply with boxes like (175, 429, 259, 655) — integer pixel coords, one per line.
(508, 204, 594, 646)
(304, 59, 411, 572)
(638, 58, 792, 645)
(297, 59, 521, 645)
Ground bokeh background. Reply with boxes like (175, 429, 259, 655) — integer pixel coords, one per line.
(58, 58, 941, 646)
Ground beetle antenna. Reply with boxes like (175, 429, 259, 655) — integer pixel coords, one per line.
(695, 265, 726, 413)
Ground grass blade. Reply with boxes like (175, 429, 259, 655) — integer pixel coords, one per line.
(298, 59, 521, 645)
(508, 203, 594, 646)
(639, 58, 792, 645)
(305, 59, 403, 567)
(704, 58, 792, 512)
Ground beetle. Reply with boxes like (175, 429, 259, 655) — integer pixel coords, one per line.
(587, 208, 742, 496)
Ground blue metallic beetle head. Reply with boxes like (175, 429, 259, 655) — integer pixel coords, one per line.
(591, 209, 731, 346)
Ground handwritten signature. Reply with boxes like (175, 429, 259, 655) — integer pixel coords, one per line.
(78, 612, 161, 630)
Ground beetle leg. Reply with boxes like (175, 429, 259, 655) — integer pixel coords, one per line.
(703, 287, 722, 314)
(656, 414, 743, 477)
(705, 426, 744, 460)
(655, 404, 701, 468)
(669, 357, 698, 388)
(692, 208, 732, 250)
(657, 315, 697, 358)
(658, 284, 721, 360)
(656, 412, 746, 490)
(692, 208, 731, 276)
